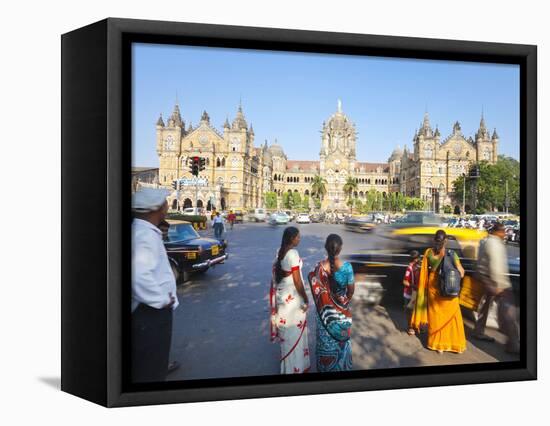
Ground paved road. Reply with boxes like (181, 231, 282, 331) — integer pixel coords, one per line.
(167, 222, 519, 381)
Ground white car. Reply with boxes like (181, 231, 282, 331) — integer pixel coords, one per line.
(248, 208, 267, 222)
(296, 213, 311, 224)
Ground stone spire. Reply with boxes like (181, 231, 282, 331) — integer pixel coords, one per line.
(223, 117, 230, 129)
(168, 102, 183, 127)
(200, 110, 210, 124)
(423, 111, 431, 129)
(156, 113, 165, 127)
(492, 128, 499, 140)
(249, 123, 254, 134)
(232, 102, 248, 130)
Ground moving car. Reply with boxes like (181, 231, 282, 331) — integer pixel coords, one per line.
(344, 215, 377, 233)
(295, 213, 311, 224)
(248, 208, 267, 222)
(269, 211, 290, 225)
(163, 220, 228, 283)
(343, 225, 519, 310)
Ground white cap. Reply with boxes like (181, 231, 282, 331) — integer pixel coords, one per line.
(132, 188, 171, 212)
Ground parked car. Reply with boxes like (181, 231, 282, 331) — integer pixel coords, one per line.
(269, 211, 290, 225)
(163, 220, 228, 283)
(181, 207, 205, 216)
(233, 210, 244, 223)
(248, 208, 267, 222)
(295, 213, 311, 224)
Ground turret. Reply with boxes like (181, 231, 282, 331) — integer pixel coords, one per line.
(167, 102, 184, 128)
(156, 113, 165, 128)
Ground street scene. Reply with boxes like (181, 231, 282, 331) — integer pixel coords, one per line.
(166, 219, 519, 381)
(130, 43, 520, 383)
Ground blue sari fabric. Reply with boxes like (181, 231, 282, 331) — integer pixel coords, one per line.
(316, 262, 354, 372)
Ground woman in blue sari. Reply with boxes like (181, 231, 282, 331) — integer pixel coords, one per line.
(308, 234, 354, 372)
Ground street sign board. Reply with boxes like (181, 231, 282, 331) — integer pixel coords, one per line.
(177, 177, 208, 186)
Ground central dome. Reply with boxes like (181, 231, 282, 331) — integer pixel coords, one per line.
(268, 140, 286, 157)
(325, 99, 354, 131)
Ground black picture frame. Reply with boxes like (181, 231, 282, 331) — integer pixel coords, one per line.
(61, 17, 537, 407)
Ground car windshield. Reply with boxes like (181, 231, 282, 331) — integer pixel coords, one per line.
(398, 213, 442, 225)
(167, 224, 200, 242)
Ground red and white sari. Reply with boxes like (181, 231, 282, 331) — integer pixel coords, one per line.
(270, 249, 311, 374)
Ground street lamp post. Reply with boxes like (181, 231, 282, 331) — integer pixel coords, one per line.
(505, 179, 509, 214)
(462, 173, 466, 215)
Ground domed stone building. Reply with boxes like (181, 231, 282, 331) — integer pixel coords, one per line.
(155, 100, 498, 212)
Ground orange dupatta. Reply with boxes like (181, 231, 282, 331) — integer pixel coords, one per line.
(410, 248, 430, 331)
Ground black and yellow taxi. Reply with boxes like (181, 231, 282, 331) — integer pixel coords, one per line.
(344, 213, 519, 311)
(163, 219, 228, 283)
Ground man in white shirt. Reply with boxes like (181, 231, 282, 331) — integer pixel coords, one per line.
(474, 222, 519, 353)
(131, 188, 179, 382)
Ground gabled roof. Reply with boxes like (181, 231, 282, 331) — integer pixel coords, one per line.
(286, 160, 320, 172)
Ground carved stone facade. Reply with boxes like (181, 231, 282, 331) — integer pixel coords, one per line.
(400, 112, 498, 211)
(156, 101, 498, 212)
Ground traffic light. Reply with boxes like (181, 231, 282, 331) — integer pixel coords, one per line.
(189, 156, 200, 176)
(199, 157, 206, 172)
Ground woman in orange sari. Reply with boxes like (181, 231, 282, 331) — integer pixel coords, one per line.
(411, 230, 467, 354)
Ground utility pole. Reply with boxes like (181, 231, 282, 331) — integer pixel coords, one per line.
(505, 179, 509, 214)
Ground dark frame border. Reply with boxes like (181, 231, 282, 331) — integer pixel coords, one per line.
(61, 17, 537, 407)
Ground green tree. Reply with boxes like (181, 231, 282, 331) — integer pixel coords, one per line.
(453, 156, 520, 214)
(265, 191, 278, 209)
(310, 175, 327, 205)
(302, 195, 310, 210)
(292, 192, 301, 209)
(343, 176, 358, 213)
(282, 192, 293, 209)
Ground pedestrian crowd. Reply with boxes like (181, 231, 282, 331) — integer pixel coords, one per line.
(269, 223, 520, 374)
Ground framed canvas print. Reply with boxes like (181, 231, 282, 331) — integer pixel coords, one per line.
(61, 18, 537, 407)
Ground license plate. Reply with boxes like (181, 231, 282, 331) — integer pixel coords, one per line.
(211, 245, 219, 256)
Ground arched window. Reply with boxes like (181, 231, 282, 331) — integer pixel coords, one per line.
(216, 158, 221, 167)
(222, 157, 226, 167)
(424, 144, 433, 158)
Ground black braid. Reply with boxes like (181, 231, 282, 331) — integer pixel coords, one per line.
(275, 226, 300, 283)
(324, 234, 343, 294)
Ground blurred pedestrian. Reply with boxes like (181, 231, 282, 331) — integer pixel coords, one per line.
(270, 227, 310, 374)
(474, 222, 519, 353)
(403, 250, 420, 335)
(212, 211, 225, 239)
(227, 210, 236, 230)
(411, 229, 467, 354)
(131, 188, 179, 383)
(308, 234, 354, 372)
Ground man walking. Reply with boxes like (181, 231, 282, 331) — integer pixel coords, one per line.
(212, 211, 225, 239)
(474, 222, 519, 353)
(131, 188, 179, 382)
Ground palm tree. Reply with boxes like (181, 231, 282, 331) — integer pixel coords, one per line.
(310, 175, 327, 207)
(343, 176, 359, 214)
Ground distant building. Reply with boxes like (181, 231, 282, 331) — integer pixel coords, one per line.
(155, 100, 498, 212)
(132, 167, 159, 192)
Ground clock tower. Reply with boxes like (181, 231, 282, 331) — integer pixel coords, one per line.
(319, 100, 357, 209)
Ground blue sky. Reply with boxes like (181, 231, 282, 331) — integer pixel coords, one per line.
(132, 43, 519, 167)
